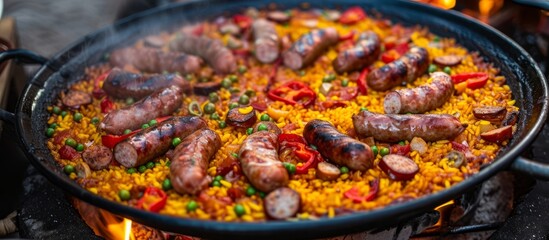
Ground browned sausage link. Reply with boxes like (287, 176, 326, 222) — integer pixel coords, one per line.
(239, 131, 289, 193)
(193, 81, 222, 96)
(109, 47, 203, 75)
(62, 90, 92, 108)
(352, 110, 467, 142)
(113, 116, 207, 168)
(170, 128, 221, 195)
(100, 85, 184, 135)
(384, 72, 454, 114)
(102, 68, 191, 100)
(252, 19, 280, 64)
(367, 47, 429, 91)
(282, 28, 339, 70)
(332, 31, 381, 74)
(82, 145, 113, 170)
(303, 119, 374, 171)
(169, 34, 236, 74)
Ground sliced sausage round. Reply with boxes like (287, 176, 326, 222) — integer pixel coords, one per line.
(82, 145, 113, 170)
(252, 19, 280, 64)
(378, 154, 419, 181)
(226, 107, 257, 128)
(316, 162, 341, 181)
(263, 187, 301, 220)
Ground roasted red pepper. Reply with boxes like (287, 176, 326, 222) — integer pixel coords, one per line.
(137, 186, 167, 212)
(390, 144, 411, 156)
(233, 14, 252, 29)
(338, 31, 356, 41)
(451, 72, 489, 89)
(339, 6, 366, 25)
(381, 49, 400, 64)
(343, 178, 379, 203)
(101, 116, 172, 148)
(278, 133, 322, 174)
(357, 68, 369, 95)
(267, 81, 316, 107)
(100, 98, 115, 114)
(92, 70, 111, 99)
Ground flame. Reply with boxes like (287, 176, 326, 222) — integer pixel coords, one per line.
(415, 0, 455, 9)
(432, 200, 454, 228)
(73, 199, 135, 240)
(124, 218, 133, 240)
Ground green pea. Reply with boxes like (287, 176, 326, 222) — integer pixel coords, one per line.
(341, 78, 349, 87)
(221, 78, 232, 89)
(283, 162, 296, 174)
(214, 175, 223, 182)
(60, 111, 68, 118)
(234, 204, 246, 217)
(399, 141, 406, 146)
(239, 95, 250, 105)
(65, 138, 77, 148)
(210, 112, 220, 120)
(118, 189, 131, 201)
(212, 180, 221, 187)
(238, 65, 247, 74)
(46, 128, 55, 137)
(231, 152, 239, 158)
(52, 106, 61, 114)
(141, 123, 150, 129)
(246, 128, 253, 135)
(63, 165, 75, 174)
(230, 88, 241, 94)
(322, 75, 332, 83)
(244, 90, 256, 97)
(260, 114, 270, 121)
(218, 121, 227, 129)
(258, 191, 266, 198)
(125, 97, 134, 105)
(204, 103, 216, 114)
(149, 119, 158, 126)
(371, 146, 379, 156)
(76, 144, 84, 152)
(126, 168, 137, 174)
(229, 75, 238, 83)
(146, 161, 155, 169)
(123, 129, 132, 135)
(443, 66, 452, 75)
(162, 179, 172, 191)
(73, 113, 83, 122)
(428, 64, 437, 73)
(91, 117, 100, 125)
(360, 107, 368, 112)
(187, 200, 199, 211)
(208, 92, 219, 103)
(49, 123, 58, 129)
(172, 137, 182, 147)
(433, 36, 440, 42)
(257, 123, 268, 131)
(165, 160, 171, 166)
(138, 165, 147, 173)
(340, 166, 349, 174)
(298, 70, 306, 76)
(229, 102, 239, 109)
(380, 147, 390, 156)
(246, 186, 256, 196)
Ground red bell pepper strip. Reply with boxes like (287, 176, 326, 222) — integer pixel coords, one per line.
(466, 76, 489, 89)
(338, 31, 356, 41)
(92, 70, 111, 99)
(267, 81, 316, 107)
(278, 133, 322, 174)
(137, 187, 167, 212)
(233, 14, 252, 29)
(100, 98, 115, 114)
(451, 72, 489, 89)
(357, 68, 369, 95)
(339, 6, 366, 25)
(394, 42, 410, 55)
(101, 116, 172, 148)
(343, 178, 379, 203)
(381, 50, 399, 64)
(390, 144, 411, 156)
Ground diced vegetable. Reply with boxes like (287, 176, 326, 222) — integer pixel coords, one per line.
(343, 179, 379, 203)
(267, 81, 316, 108)
(339, 6, 366, 25)
(137, 187, 167, 212)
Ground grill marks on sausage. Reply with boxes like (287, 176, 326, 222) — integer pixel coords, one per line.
(282, 28, 339, 70)
(239, 131, 289, 193)
(332, 31, 381, 73)
(303, 119, 374, 171)
(352, 111, 466, 142)
(252, 19, 280, 63)
(109, 47, 203, 75)
(384, 72, 454, 114)
(169, 34, 237, 74)
(170, 128, 221, 195)
(113, 116, 207, 168)
(102, 68, 191, 100)
(100, 85, 184, 135)
(367, 47, 429, 91)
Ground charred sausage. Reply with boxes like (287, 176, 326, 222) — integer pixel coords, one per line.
(252, 19, 280, 63)
(384, 72, 454, 114)
(352, 110, 467, 142)
(109, 47, 203, 74)
(332, 31, 381, 73)
(282, 28, 339, 70)
(113, 116, 207, 168)
(102, 68, 191, 100)
(100, 85, 184, 135)
(367, 47, 429, 91)
(82, 145, 113, 170)
(263, 187, 301, 220)
(239, 131, 289, 193)
(169, 34, 237, 74)
(303, 119, 374, 171)
(170, 128, 221, 195)
(62, 90, 92, 108)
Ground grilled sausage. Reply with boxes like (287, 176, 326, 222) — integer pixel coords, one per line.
(352, 110, 467, 142)
(332, 31, 381, 73)
(113, 116, 207, 168)
(82, 145, 113, 170)
(384, 72, 454, 114)
(62, 90, 92, 108)
(100, 85, 184, 135)
(170, 128, 221, 195)
(367, 47, 429, 91)
(169, 34, 236, 74)
(282, 28, 339, 70)
(252, 19, 280, 63)
(239, 131, 289, 193)
(303, 119, 374, 171)
(263, 187, 301, 220)
(102, 68, 191, 100)
(109, 47, 203, 74)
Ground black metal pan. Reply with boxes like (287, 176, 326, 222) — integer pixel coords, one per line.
(0, 0, 548, 239)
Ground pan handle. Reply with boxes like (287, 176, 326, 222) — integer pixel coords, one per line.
(0, 49, 50, 124)
(511, 156, 549, 180)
